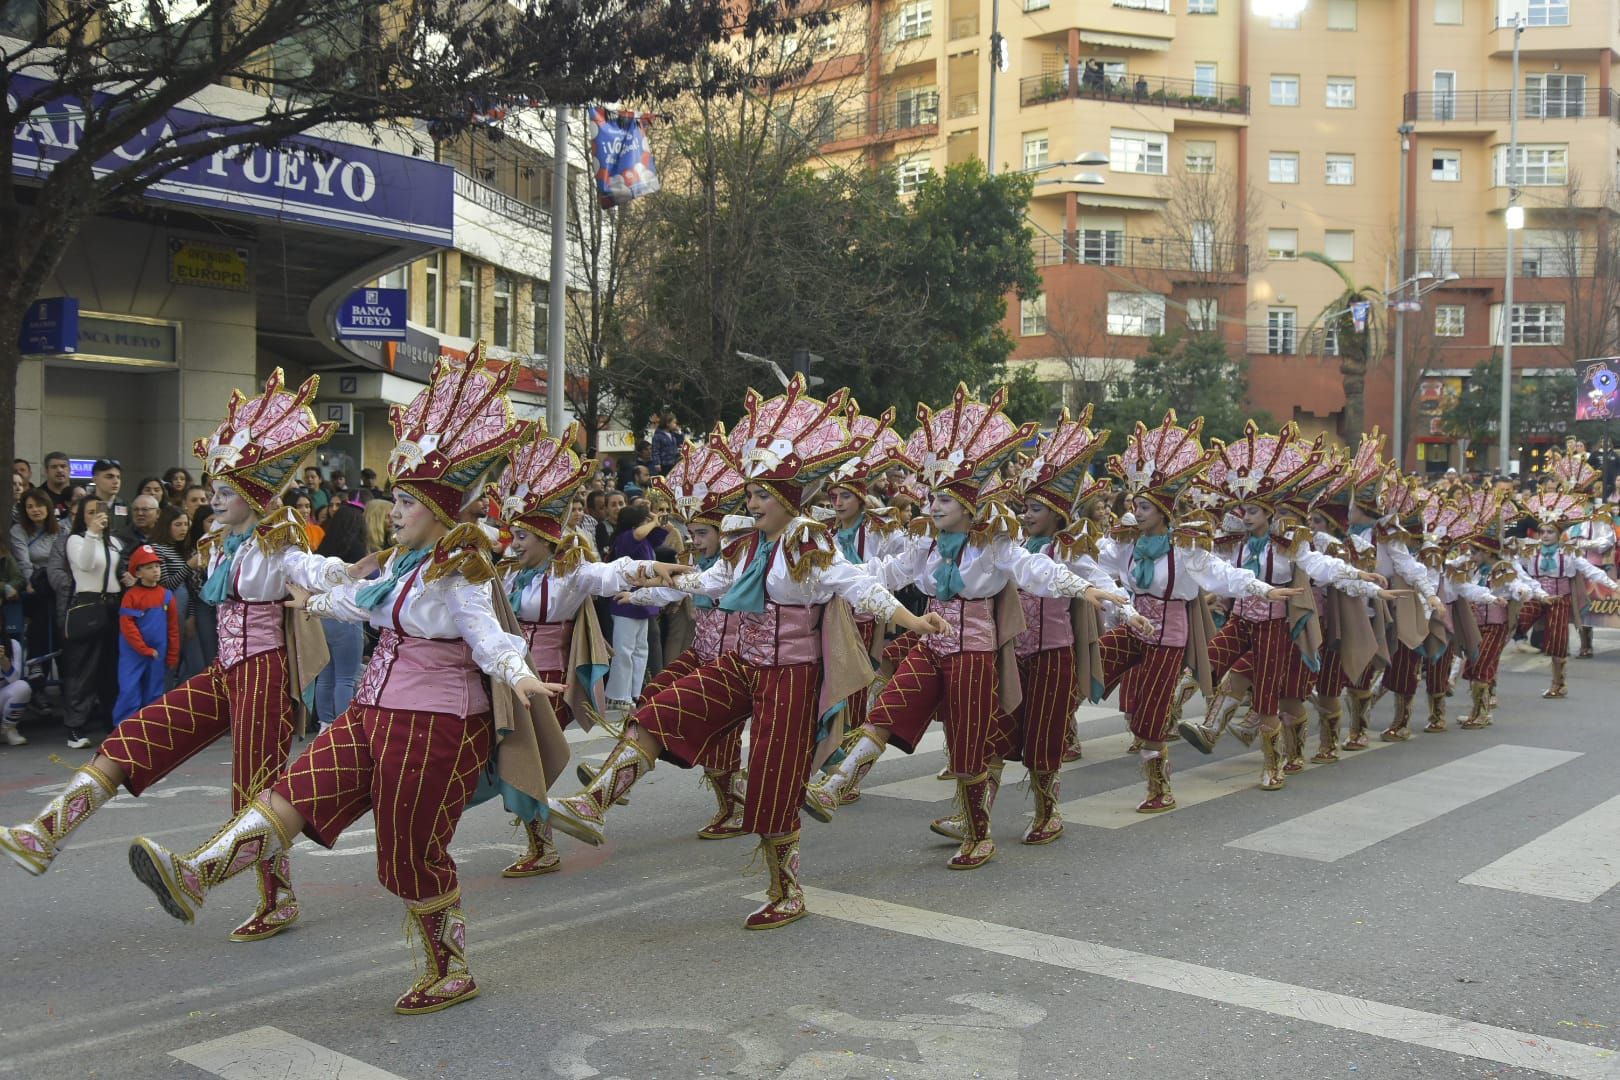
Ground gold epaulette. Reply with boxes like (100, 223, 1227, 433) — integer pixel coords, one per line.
(1280, 524, 1314, 556)
(552, 531, 589, 576)
(969, 501, 1019, 548)
(1487, 561, 1519, 588)
(781, 517, 835, 584)
(908, 515, 937, 539)
(254, 506, 311, 556)
(1054, 520, 1100, 562)
(1172, 523, 1215, 551)
(865, 506, 904, 536)
(424, 523, 498, 586)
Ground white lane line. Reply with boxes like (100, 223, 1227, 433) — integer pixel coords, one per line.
(864, 732, 1136, 803)
(1058, 737, 1398, 829)
(1461, 792, 1620, 902)
(172, 1026, 407, 1080)
(789, 887, 1620, 1080)
(1226, 745, 1580, 863)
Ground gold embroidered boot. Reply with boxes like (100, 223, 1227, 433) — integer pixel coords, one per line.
(1380, 695, 1413, 741)
(1258, 725, 1287, 790)
(548, 737, 654, 846)
(1022, 769, 1064, 845)
(502, 817, 561, 877)
(1282, 712, 1310, 773)
(395, 891, 479, 1014)
(697, 768, 748, 840)
(0, 762, 119, 876)
(1459, 682, 1492, 729)
(1310, 694, 1342, 763)
(1343, 690, 1373, 750)
(1423, 692, 1449, 733)
(1543, 658, 1568, 699)
(1136, 748, 1176, 813)
(1178, 684, 1244, 755)
(129, 796, 293, 923)
(1579, 625, 1594, 658)
(947, 772, 997, 870)
(803, 727, 886, 823)
(932, 761, 1002, 841)
(744, 832, 807, 930)
(229, 852, 301, 941)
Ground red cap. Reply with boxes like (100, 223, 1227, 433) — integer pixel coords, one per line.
(128, 545, 161, 572)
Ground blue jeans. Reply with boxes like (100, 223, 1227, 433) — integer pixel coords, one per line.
(172, 585, 206, 688)
(314, 618, 363, 726)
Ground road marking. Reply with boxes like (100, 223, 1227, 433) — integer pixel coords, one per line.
(1461, 792, 1620, 902)
(171, 1026, 406, 1080)
(790, 887, 1620, 1080)
(1226, 745, 1580, 862)
(1057, 736, 1397, 828)
(864, 732, 1135, 803)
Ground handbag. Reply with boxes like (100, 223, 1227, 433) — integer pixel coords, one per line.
(63, 532, 115, 642)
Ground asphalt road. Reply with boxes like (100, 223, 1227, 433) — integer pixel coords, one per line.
(2, 634, 1618, 1080)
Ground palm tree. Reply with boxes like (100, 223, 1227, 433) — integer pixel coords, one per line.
(1300, 252, 1385, 443)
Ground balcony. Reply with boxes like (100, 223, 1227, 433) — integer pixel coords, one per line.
(1403, 89, 1620, 126)
(949, 91, 979, 119)
(1410, 246, 1613, 279)
(1033, 234, 1248, 274)
(1021, 70, 1249, 115)
(818, 92, 942, 146)
(1244, 325, 1336, 356)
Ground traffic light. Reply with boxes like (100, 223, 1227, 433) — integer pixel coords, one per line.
(791, 348, 825, 389)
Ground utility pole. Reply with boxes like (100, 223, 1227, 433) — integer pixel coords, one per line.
(546, 106, 569, 434)
(1499, 16, 1525, 475)
(1393, 122, 1414, 469)
(986, 0, 1003, 175)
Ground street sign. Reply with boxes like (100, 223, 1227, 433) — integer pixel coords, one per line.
(335, 288, 407, 341)
(18, 297, 79, 354)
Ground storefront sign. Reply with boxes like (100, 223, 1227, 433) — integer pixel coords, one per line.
(75, 313, 179, 366)
(343, 324, 441, 382)
(335, 288, 407, 341)
(8, 74, 454, 244)
(18, 297, 79, 354)
(1575, 356, 1620, 422)
(168, 237, 250, 291)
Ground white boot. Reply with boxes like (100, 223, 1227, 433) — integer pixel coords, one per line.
(0, 763, 118, 875)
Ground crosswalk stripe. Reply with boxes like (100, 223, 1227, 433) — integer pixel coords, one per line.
(1056, 735, 1399, 829)
(172, 1026, 406, 1080)
(785, 887, 1618, 1080)
(1226, 744, 1581, 862)
(1460, 792, 1620, 902)
(863, 731, 1135, 803)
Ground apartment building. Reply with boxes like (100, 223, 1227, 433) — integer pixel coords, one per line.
(801, 0, 1620, 470)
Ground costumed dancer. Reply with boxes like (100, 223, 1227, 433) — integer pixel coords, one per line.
(1093, 412, 1298, 812)
(1409, 495, 1492, 734)
(803, 385, 1118, 870)
(545, 376, 942, 929)
(1554, 441, 1617, 658)
(0, 371, 332, 944)
(1515, 479, 1620, 700)
(491, 423, 668, 877)
(1456, 491, 1542, 728)
(128, 350, 568, 1014)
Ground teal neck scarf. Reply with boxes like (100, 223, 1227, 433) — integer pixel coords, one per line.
(1243, 534, 1269, 577)
(719, 538, 777, 613)
(692, 552, 721, 610)
(1539, 543, 1560, 575)
(356, 547, 430, 610)
(1024, 534, 1054, 554)
(199, 530, 250, 606)
(508, 558, 549, 613)
(933, 531, 970, 601)
(1132, 533, 1172, 591)
(836, 516, 865, 564)
(1349, 522, 1373, 538)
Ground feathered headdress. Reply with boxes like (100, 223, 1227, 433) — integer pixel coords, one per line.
(489, 423, 593, 545)
(388, 345, 530, 527)
(1105, 410, 1216, 518)
(1202, 421, 1324, 514)
(829, 405, 906, 499)
(717, 374, 867, 511)
(1545, 438, 1601, 494)
(1010, 405, 1110, 520)
(1458, 489, 1514, 554)
(1281, 446, 1344, 526)
(1376, 466, 1430, 532)
(1421, 493, 1475, 553)
(653, 433, 746, 529)
(905, 383, 1036, 513)
(1319, 429, 1386, 530)
(1519, 487, 1591, 530)
(194, 369, 337, 513)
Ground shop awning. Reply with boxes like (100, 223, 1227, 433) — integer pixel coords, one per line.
(1080, 31, 1171, 50)
(1074, 192, 1167, 211)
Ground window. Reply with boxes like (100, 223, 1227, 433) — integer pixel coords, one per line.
(1432, 150, 1460, 181)
(1526, 74, 1585, 118)
(1184, 139, 1216, 173)
(1194, 63, 1218, 98)
(893, 86, 939, 127)
(1436, 305, 1466, 337)
(1110, 129, 1168, 175)
(1520, 229, 1578, 276)
(1267, 228, 1299, 260)
(1322, 326, 1341, 356)
(1268, 151, 1300, 184)
(1493, 143, 1568, 186)
(1432, 71, 1456, 120)
(1327, 0, 1357, 28)
(378, 266, 407, 290)
(1191, 220, 1215, 270)
(1491, 302, 1565, 344)
(491, 272, 512, 348)
(1269, 9, 1299, 26)
(424, 254, 444, 331)
(1435, 0, 1462, 22)
(532, 293, 549, 356)
(1080, 229, 1125, 265)
(1325, 153, 1356, 185)
(1188, 0, 1216, 12)
(895, 0, 932, 40)
(1325, 77, 1356, 108)
(896, 154, 932, 194)
(458, 259, 479, 338)
(1324, 229, 1355, 261)
(1188, 297, 1218, 331)
(1430, 227, 1454, 274)
(1021, 296, 1048, 336)
(1269, 75, 1300, 107)
(1023, 131, 1050, 171)
(1107, 292, 1166, 336)
(1025, 0, 1051, 9)
(1523, 0, 1569, 27)
(1267, 308, 1298, 354)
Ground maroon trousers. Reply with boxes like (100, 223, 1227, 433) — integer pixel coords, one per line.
(102, 649, 295, 813)
(633, 652, 820, 835)
(869, 644, 1008, 779)
(1516, 596, 1572, 659)
(1208, 617, 1293, 715)
(1007, 648, 1077, 773)
(1098, 628, 1185, 743)
(1463, 622, 1510, 683)
(634, 649, 743, 772)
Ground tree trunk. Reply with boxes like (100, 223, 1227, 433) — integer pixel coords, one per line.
(1339, 354, 1367, 442)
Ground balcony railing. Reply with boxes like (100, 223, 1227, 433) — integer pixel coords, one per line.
(818, 92, 941, 143)
(949, 92, 979, 119)
(1112, 0, 1171, 10)
(1403, 89, 1620, 124)
(453, 170, 551, 231)
(1410, 245, 1616, 279)
(1034, 234, 1248, 274)
(1245, 325, 1336, 356)
(1021, 70, 1249, 113)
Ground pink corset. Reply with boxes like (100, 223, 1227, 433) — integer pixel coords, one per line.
(692, 606, 738, 664)
(1537, 575, 1573, 597)
(925, 596, 996, 657)
(1473, 602, 1507, 626)
(520, 619, 572, 674)
(1014, 592, 1074, 659)
(1233, 595, 1286, 622)
(355, 629, 490, 716)
(1132, 595, 1189, 648)
(216, 600, 284, 670)
(737, 603, 822, 667)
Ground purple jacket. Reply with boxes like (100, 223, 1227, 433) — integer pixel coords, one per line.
(609, 527, 667, 619)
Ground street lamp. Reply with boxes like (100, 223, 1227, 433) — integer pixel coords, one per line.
(1499, 15, 1526, 475)
(1392, 121, 1415, 467)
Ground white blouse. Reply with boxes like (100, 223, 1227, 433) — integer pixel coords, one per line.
(673, 525, 903, 620)
(1096, 536, 1274, 601)
(1347, 528, 1439, 602)
(66, 533, 124, 594)
(865, 531, 1095, 601)
(505, 557, 643, 623)
(201, 527, 292, 603)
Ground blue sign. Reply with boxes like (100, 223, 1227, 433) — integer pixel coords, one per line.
(18, 296, 79, 355)
(7, 74, 454, 244)
(335, 288, 407, 341)
(590, 108, 660, 208)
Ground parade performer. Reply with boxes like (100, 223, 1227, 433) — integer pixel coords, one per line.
(803, 385, 1118, 869)
(546, 376, 942, 929)
(1410, 496, 1491, 733)
(1093, 412, 1298, 812)
(491, 423, 662, 877)
(1455, 491, 1536, 728)
(1515, 482, 1620, 699)
(0, 370, 331, 945)
(1551, 441, 1614, 659)
(129, 350, 569, 1014)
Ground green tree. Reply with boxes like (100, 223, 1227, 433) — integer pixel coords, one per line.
(1299, 253, 1384, 444)
(1093, 330, 1267, 454)
(1000, 366, 1060, 428)
(1440, 354, 1594, 457)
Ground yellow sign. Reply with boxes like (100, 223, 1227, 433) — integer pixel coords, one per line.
(167, 238, 250, 292)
